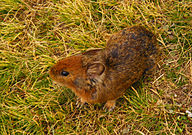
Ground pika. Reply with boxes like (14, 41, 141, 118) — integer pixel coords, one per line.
(49, 26, 159, 111)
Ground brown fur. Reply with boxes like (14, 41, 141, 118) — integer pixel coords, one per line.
(49, 26, 159, 110)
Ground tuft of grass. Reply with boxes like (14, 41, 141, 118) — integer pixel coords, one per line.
(0, 0, 191, 134)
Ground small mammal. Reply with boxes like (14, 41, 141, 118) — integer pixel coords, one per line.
(49, 26, 159, 111)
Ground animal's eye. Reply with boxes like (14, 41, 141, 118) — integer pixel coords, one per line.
(61, 71, 69, 76)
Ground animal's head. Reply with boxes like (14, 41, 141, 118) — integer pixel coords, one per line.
(49, 51, 105, 90)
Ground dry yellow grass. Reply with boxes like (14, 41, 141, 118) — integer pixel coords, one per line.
(0, 0, 191, 134)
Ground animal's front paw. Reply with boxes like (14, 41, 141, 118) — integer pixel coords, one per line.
(76, 98, 86, 108)
(103, 100, 116, 112)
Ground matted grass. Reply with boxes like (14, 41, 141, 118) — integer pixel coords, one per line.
(0, 0, 191, 134)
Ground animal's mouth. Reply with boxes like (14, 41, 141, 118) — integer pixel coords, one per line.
(50, 77, 67, 87)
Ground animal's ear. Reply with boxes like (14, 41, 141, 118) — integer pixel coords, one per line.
(87, 63, 105, 77)
(82, 48, 103, 56)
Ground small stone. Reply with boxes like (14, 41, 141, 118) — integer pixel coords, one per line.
(169, 110, 174, 113)
(186, 110, 192, 118)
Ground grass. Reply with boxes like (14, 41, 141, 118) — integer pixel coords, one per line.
(0, 0, 191, 134)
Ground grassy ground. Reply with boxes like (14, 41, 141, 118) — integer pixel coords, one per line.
(0, 0, 191, 134)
